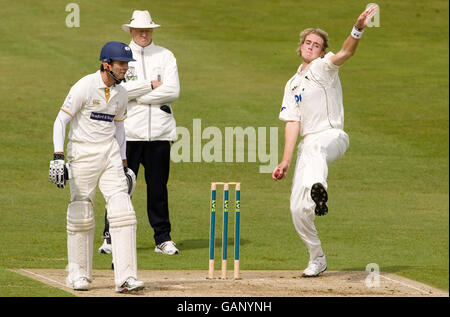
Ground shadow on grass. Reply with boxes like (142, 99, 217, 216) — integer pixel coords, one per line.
(136, 239, 250, 251)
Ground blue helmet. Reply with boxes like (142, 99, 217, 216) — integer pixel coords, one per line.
(99, 41, 135, 63)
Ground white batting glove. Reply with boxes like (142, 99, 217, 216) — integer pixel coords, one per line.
(49, 154, 70, 189)
(124, 166, 136, 196)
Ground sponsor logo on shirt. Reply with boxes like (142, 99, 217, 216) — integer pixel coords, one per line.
(90, 112, 115, 122)
(294, 88, 305, 103)
(280, 106, 286, 112)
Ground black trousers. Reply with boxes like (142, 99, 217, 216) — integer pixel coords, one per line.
(103, 140, 172, 245)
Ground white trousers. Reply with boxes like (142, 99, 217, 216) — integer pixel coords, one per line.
(290, 128, 349, 261)
(66, 139, 138, 287)
(67, 140, 128, 203)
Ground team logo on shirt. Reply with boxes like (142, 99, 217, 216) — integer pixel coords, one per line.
(90, 112, 115, 122)
(126, 67, 137, 81)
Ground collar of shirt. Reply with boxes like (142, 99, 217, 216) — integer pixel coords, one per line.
(129, 40, 155, 52)
(95, 70, 112, 89)
(297, 63, 311, 76)
(94, 70, 119, 103)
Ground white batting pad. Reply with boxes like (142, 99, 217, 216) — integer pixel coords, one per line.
(66, 201, 95, 284)
(107, 192, 138, 287)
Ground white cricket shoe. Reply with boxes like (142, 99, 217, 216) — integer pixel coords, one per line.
(98, 238, 112, 254)
(72, 277, 90, 291)
(154, 240, 179, 255)
(115, 277, 145, 293)
(302, 255, 327, 277)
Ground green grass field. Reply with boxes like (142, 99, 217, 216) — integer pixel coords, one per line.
(0, 0, 448, 296)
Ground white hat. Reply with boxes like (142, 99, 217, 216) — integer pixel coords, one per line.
(122, 10, 160, 32)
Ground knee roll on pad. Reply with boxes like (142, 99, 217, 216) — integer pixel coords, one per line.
(107, 192, 134, 214)
(67, 201, 95, 232)
(107, 192, 136, 228)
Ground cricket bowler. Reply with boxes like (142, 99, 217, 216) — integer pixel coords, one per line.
(273, 5, 378, 277)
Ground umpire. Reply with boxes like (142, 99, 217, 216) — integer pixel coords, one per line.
(99, 10, 180, 255)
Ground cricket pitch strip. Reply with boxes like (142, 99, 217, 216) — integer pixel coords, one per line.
(12, 269, 448, 297)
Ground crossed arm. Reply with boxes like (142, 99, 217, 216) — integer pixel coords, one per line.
(122, 57, 180, 105)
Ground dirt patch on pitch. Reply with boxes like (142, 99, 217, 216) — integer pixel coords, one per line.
(12, 269, 448, 297)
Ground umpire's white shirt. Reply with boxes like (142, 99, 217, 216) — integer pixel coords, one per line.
(279, 52, 344, 136)
(122, 40, 180, 141)
(60, 70, 128, 143)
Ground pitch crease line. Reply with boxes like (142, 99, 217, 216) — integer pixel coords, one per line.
(19, 269, 69, 289)
(379, 274, 431, 295)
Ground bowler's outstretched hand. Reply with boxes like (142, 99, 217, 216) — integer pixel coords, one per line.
(356, 4, 378, 29)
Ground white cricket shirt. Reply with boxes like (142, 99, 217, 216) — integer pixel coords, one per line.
(279, 52, 344, 137)
(60, 70, 128, 144)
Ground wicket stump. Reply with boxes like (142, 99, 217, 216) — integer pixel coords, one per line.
(209, 182, 241, 279)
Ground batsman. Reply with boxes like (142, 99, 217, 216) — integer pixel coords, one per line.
(49, 41, 144, 293)
(273, 6, 378, 277)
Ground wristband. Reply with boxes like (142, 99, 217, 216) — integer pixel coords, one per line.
(351, 25, 364, 39)
(53, 153, 64, 160)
